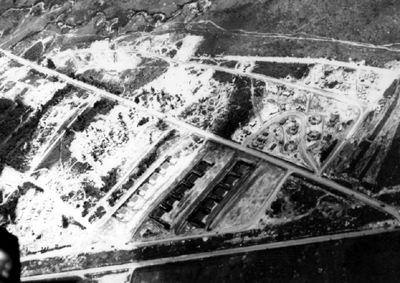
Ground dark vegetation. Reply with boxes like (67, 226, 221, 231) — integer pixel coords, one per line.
(57, 47, 167, 92)
(219, 61, 237, 68)
(205, 0, 400, 45)
(137, 117, 150, 126)
(375, 120, 400, 189)
(320, 139, 338, 163)
(0, 98, 33, 145)
(0, 0, 13, 15)
(0, 85, 75, 172)
(134, 87, 184, 113)
(61, 215, 69, 228)
(368, 83, 400, 189)
(100, 168, 118, 194)
(265, 175, 394, 239)
(24, 226, 400, 282)
(81, 184, 103, 216)
(57, 36, 105, 53)
(25, 278, 81, 283)
(363, 82, 398, 144)
(88, 206, 106, 223)
(81, 192, 97, 217)
(129, 129, 176, 181)
(81, 168, 118, 217)
(330, 81, 400, 193)
(107, 130, 177, 207)
(0, 182, 44, 225)
(71, 71, 124, 95)
(253, 62, 313, 79)
(36, 129, 74, 170)
(70, 99, 117, 132)
(33, 244, 72, 256)
(131, 231, 400, 283)
(25, 0, 190, 40)
(191, 29, 400, 67)
(107, 189, 124, 207)
(121, 59, 169, 92)
(0, 158, 3, 177)
(210, 76, 253, 139)
(19, 181, 44, 195)
(383, 80, 399, 99)
(71, 161, 92, 174)
(0, 190, 20, 225)
(155, 119, 169, 131)
(46, 58, 56, 69)
(22, 41, 44, 62)
(27, 68, 47, 80)
(212, 70, 235, 84)
(266, 203, 391, 242)
(377, 192, 400, 208)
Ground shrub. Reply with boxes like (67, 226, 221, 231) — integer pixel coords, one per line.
(61, 215, 69, 228)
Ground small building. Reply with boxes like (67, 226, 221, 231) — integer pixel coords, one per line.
(148, 173, 162, 186)
(169, 157, 178, 165)
(158, 162, 170, 175)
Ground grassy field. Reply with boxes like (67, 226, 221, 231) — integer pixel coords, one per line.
(204, 0, 400, 45)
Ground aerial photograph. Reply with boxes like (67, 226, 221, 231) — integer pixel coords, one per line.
(1, 0, 400, 282)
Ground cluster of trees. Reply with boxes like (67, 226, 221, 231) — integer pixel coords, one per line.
(156, 119, 168, 131)
(61, 215, 69, 228)
(211, 76, 253, 139)
(22, 42, 44, 62)
(81, 200, 92, 217)
(100, 168, 118, 194)
(88, 206, 106, 223)
(253, 62, 312, 80)
(113, 130, 176, 205)
(19, 182, 44, 195)
(70, 99, 117, 132)
(0, 85, 74, 172)
(107, 189, 124, 207)
(133, 129, 176, 179)
(0, 190, 20, 224)
(62, 215, 86, 230)
(134, 88, 183, 112)
(0, 181, 44, 225)
(83, 183, 102, 200)
(383, 80, 398, 99)
(0, 157, 5, 176)
(137, 117, 150, 126)
(69, 71, 124, 95)
(108, 148, 160, 206)
(0, 98, 32, 144)
(81, 168, 118, 216)
(46, 58, 56, 70)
